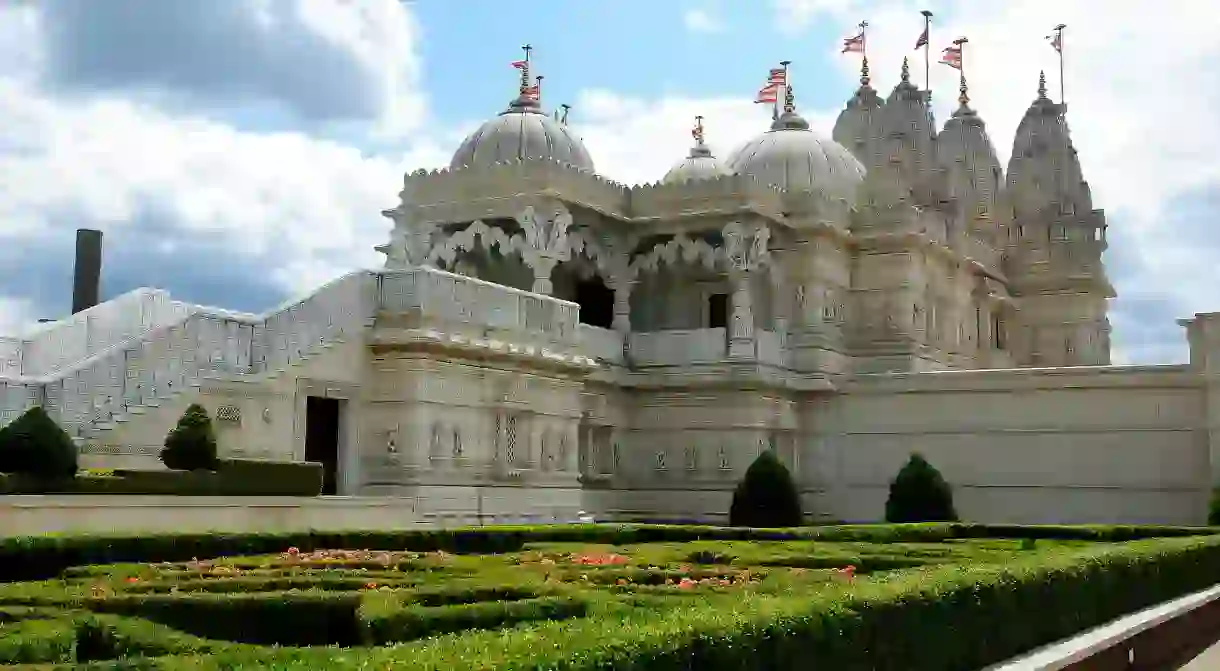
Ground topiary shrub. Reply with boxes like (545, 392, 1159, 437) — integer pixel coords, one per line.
(0, 406, 77, 479)
(885, 453, 958, 523)
(728, 450, 803, 528)
(160, 404, 218, 471)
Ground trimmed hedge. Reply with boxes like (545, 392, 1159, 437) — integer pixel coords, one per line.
(23, 533, 1220, 670)
(0, 522, 1216, 583)
(0, 458, 322, 497)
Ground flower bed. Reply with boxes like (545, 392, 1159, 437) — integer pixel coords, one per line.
(0, 524, 1218, 669)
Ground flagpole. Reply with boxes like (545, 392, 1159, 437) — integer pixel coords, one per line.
(954, 37, 969, 105)
(520, 44, 532, 94)
(860, 20, 870, 84)
(1054, 24, 1066, 105)
(921, 10, 933, 93)
(777, 60, 791, 120)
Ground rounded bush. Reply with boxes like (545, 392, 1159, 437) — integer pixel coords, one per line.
(885, 453, 958, 523)
(728, 451, 804, 528)
(161, 404, 219, 471)
(0, 406, 78, 479)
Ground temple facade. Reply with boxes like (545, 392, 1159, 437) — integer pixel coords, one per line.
(4, 56, 1210, 528)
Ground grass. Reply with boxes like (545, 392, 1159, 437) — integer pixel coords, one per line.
(0, 526, 1214, 669)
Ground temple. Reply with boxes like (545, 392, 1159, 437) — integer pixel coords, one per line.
(4, 51, 1213, 527)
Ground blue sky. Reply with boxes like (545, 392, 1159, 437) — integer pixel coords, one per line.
(0, 0, 1216, 365)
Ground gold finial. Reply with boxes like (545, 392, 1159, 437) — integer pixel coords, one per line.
(861, 56, 870, 86)
(1037, 70, 1048, 99)
(958, 74, 969, 106)
(901, 56, 910, 83)
(693, 115, 705, 144)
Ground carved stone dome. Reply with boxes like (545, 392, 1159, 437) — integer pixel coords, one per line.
(727, 110, 866, 201)
(662, 127, 729, 184)
(450, 94, 595, 171)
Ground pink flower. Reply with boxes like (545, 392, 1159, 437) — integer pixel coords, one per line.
(677, 578, 697, 589)
(286, 547, 300, 555)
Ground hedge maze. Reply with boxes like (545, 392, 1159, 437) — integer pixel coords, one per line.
(1, 523, 1219, 669)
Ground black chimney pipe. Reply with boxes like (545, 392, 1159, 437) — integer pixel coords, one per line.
(71, 228, 103, 315)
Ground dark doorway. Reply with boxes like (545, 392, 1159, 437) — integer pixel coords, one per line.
(708, 293, 729, 329)
(575, 277, 614, 329)
(304, 396, 342, 495)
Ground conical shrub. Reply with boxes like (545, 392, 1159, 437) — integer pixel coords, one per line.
(884, 453, 957, 523)
(728, 450, 803, 528)
(160, 403, 218, 471)
(0, 406, 77, 479)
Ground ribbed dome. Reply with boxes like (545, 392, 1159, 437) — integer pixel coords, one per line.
(663, 150, 728, 184)
(662, 120, 729, 184)
(728, 110, 865, 201)
(450, 95, 595, 171)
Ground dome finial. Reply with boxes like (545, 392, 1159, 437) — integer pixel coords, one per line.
(515, 45, 532, 95)
(900, 56, 910, 84)
(506, 45, 542, 113)
(688, 115, 712, 158)
(780, 61, 795, 113)
(1037, 70, 1048, 100)
(861, 56, 871, 87)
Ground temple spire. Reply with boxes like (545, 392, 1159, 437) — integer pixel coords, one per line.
(1037, 70, 1048, 100)
(901, 56, 910, 84)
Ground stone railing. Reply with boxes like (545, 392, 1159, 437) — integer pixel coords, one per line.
(0, 380, 38, 428)
(629, 329, 727, 367)
(37, 312, 253, 436)
(4, 270, 383, 435)
(252, 271, 375, 372)
(378, 267, 580, 349)
(756, 329, 786, 367)
(579, 325, 625, 365)
(0, 288, 189, 378)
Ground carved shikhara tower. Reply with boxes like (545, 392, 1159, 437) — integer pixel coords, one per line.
(378, 64, 1113, 378)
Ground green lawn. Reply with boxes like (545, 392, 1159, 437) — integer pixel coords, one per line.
(0, 524, 1218, 669)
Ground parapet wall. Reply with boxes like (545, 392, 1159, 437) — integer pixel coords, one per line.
(400, 160, 630, 220)
(627, 174, 785, 222)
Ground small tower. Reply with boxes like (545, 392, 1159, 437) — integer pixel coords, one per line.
(1005, 72, 1113, 367)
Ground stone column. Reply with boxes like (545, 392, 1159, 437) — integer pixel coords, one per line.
(722, 221, 769, 360)
(530, 260, 556, 295)
(728, 269, 756, 359)
(611, 280, 633, 332)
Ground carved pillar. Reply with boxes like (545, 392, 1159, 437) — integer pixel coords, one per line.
(531, 260, 557, 295)
(517, 202, 573, 296)
(610, 279, 634, 332)
(728, 269, 755, 358)
(722, 221, 770, 360)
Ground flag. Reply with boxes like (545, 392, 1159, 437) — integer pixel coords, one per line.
(842, 32, 865, 54)
(1047, 32, 1062, 53)
(511, 60, 527, 70)
(939, 45, 962, 70)
(755, 83, 780, 104)
(768, 68, 787, 85)
(915, 26, 929, 49)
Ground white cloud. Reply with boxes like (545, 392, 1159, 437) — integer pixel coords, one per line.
(0, 0, 449, 323)
(683, 8, 725, 34)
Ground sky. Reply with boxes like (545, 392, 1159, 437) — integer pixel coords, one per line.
(0, 0, 1213, 364)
